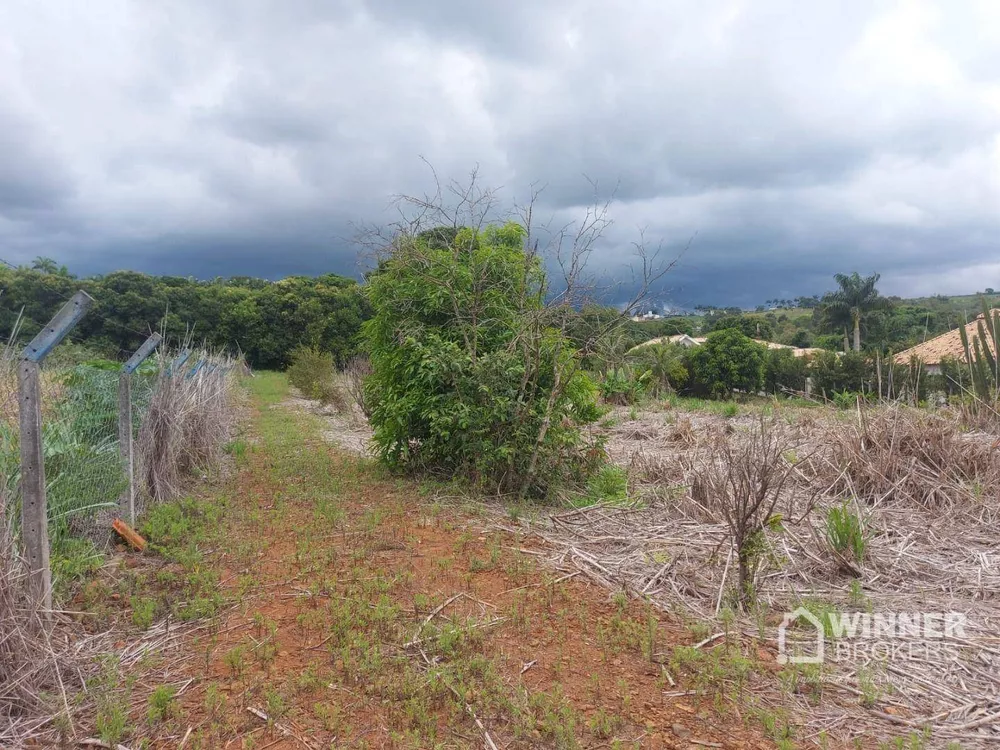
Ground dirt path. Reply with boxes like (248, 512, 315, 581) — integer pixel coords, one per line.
(107, 374, 778, 749)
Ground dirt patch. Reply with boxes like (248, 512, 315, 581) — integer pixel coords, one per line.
(281, 391, 373, 456)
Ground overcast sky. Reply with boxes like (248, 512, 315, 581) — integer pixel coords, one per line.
(2, 1, 999, 308)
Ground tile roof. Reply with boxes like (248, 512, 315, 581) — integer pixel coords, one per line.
(894, 313, 999, 365)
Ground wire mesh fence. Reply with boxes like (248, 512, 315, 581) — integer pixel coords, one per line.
(0, 291, 245, 745)
(0, 349, 241, 552)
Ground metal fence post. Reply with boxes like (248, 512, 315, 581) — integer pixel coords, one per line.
(19, 290, 94, 612)
(118, 333, 162, 525)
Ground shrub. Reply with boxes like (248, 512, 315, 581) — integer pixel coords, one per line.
(686, 329, 767, 398)
(708, 314, 774, 341)
(809, 351, 870, 397)
(938, 355, 969, 397)
(629, 343, 689, 395)
(764, 349, 808, 394)
(342, 355, 373, 417)
(580, 464, 628, 506)
(600, 366, 650, 405)
(286, 347, 335, 400)
(693, 417, 792, 608)
(363, 223, 601, 496)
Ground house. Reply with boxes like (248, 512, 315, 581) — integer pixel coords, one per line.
(894, 313, 998, 375)
(630, 311, 664, 322)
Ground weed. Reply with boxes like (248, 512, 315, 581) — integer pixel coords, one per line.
(826, 501, 866, 563)
(587, 707, 625, 739)
(147, 685, 178, 724)
(96, 695, 130, 745)
(578, 464, 628, 507)
(131, 596, 156, 630)
(223, 645, 247, 680)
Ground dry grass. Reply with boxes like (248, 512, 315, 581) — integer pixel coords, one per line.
(137, 355, 241, 506)
(814, 405, 1000, 518)
(0, 517, 85, 745)
(490, 401, 1000, 747)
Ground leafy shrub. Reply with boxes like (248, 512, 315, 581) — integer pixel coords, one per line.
(286, 347, 335, 400)
(601, 366, 650, 405)
(363, 222, 601, 496)
(342, 355, 373, 417)
(685, 329, 767, 398)
(832, 391, 862, 410)
(937, 355, 968, 397)
(813, 334, 846, 352)
(809, 351, 870, 396)
(764, 349, 808, 394)
(825, 502, 866, 563)
(787, 330, 813, 348)
(629, 343, 689, 395)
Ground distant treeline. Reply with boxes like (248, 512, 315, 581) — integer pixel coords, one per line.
(0, 265, 368, 369)
(2, 260, 996, 371)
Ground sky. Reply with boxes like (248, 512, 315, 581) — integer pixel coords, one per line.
(1, 0, 999, 308)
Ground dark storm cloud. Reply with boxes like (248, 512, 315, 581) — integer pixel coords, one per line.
(0, 0, 998, 304)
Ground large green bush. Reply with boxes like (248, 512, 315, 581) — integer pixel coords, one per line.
(707, 314, 773, 341)
(286, 347, 335, 399)
(362, 222, 600, 496)
(809, 351, 870, 396)
(686, 329, 767, 398)
(763, 349, 808, 394)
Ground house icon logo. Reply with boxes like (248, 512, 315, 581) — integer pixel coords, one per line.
(777, 607, 825, 664)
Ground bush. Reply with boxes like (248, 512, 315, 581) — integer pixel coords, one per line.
(286, 347, 335, 400)
(764, 349, 808, 394)
(342, 355, 373, 417)
(628, 343, 689, 395)
(579, 464, 628, 506)
(813, 334, 846, 352)
(363, 222, 601, 496)
(937, 356, 968, 397)
(600, 366, 650, 405)
(685, 329, 767, 398)
(809, 351, 870, 396)
(708, 314, 773, 341)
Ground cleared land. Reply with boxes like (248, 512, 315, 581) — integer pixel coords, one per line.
(66, 374, 777, 749)
(299, 389, 1000, 748)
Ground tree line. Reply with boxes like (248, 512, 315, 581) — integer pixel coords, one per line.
(0, 260, 368, 369)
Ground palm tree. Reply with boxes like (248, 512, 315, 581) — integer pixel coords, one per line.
(826, 272, 891, 352)
(32, 256, 59, 274)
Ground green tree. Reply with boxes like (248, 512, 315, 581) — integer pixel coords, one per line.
(825, 272, 891, 352)
(362, 222, 600, 496)
(686, 329, 767, 398)
(708, 314, 773, 341)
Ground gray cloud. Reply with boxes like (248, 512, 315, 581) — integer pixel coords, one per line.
(0, 0, 998, 306)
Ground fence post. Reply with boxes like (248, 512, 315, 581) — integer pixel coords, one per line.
(187, 358, 206, 379)
(118, 333, 162, 525)
(168, 349, 191, 376)
(19, 290, 94, 612)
